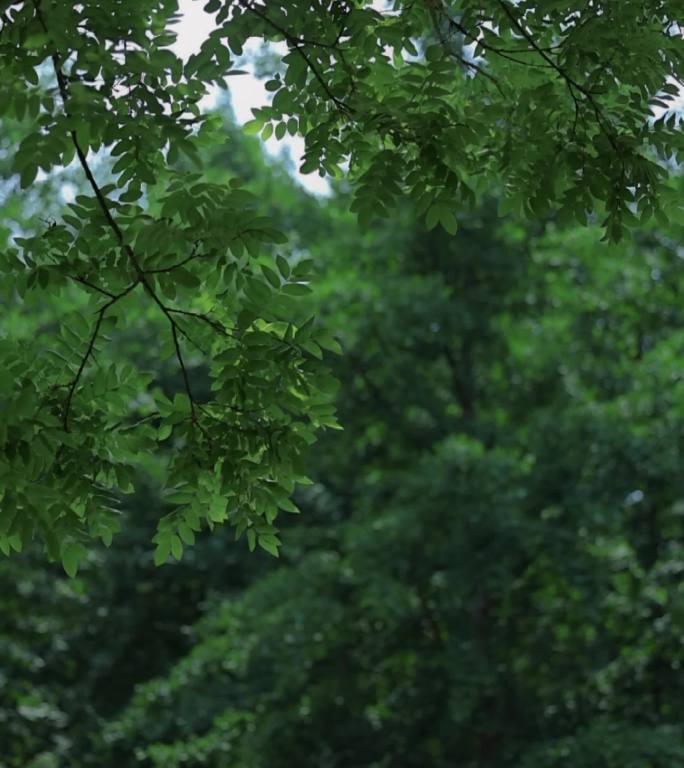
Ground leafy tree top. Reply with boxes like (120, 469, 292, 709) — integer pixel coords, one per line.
(0, 0, 682, 572)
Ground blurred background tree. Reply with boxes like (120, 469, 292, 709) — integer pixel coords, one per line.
(3, 98, 684, 766)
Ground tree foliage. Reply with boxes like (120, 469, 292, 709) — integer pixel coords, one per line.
(3, 89, 684, 765)
(0, 0, 683, 570)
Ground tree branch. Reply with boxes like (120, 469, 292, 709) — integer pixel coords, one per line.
(496, 0, 623, 161)
(68, 274, 117, 299)
(62, 281, 138, 430)
(165, 307, 229, 336)
(143, 241, 204, 274)
(240, 0, 354, 115)
(444, 14, 554, 69)
(33, 0, 221, 427)
(171, 323, 196, 422)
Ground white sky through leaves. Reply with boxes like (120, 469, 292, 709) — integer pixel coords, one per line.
(174, 0, 331, 195)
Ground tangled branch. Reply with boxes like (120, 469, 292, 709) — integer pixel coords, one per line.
(33, 0, 222, 430)
(63, 281, 138, 430)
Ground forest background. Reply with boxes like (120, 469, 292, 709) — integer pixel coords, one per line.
(2, 1, 684, 766)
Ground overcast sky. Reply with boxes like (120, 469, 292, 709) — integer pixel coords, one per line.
(173, 0, 330, 195)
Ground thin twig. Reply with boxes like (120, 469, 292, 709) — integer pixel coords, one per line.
(445, 15, 553, 69)
(165, 307, 230, 335)
(106, 412, 161, 433)
(68, 274, 117, 299)
(143, 241, 204, 274)
(496, 0, 623, 160)
(434, 23, 504, 95)
(240, 0, 354, 114)
(171, 323, 196, 421)
(34, 1, 222, 426)
(62, 282, 138, 430)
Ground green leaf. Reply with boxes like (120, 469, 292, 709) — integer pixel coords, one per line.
(208, 496, 227, 523)
(25, 33, 49, 49)
(425, 204, 440, 231)
(243, 119, 263, 136)
(20, 165, 38, 189)
(61, 542, 87, 578)
(170, 535, 183, 561)
(276, 254, 291, 278)
(261, 264, 281, 288)
(439, 208, 458, 235)
(258, 534, 280, 557)
(281, 282, 312, 296)
(154, 539, 171, 567)
(277, 497, 300, 514)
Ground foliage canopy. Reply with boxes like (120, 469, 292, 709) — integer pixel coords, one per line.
(3, 116, 684, 767)
(0, 0, 683, 570)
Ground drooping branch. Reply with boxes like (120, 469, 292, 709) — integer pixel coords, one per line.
(63, 281, 139, 430)
(67, 274, 118, 299)
(33, 0, 223, 428)
(495, 0, 622, 159)
(143, 242, 203, 274)
(429, 11, 504, 95)
(165, 307, 229, 336)
(239, 0, 354, 115)
(171, 323, 196, 422)
(443, 13, 554, 70)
